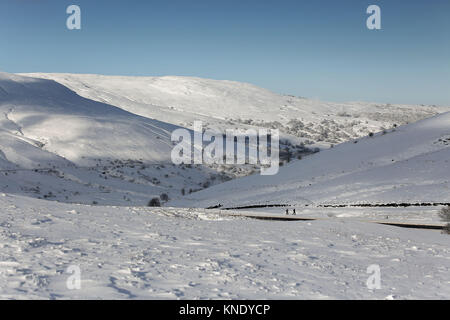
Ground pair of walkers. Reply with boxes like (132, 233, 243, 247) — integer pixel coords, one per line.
(285, 209, 296, 215)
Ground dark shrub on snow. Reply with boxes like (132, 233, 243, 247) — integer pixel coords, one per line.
(148, 198, 161, 207)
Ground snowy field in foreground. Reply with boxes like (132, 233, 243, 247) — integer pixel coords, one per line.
(0, 193, 449, 299)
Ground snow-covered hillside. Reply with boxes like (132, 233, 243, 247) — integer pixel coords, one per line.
(0, 72, 178, 166)
(0, 72, 241, 205)
(22, 73, 448, 147)
(170, 112, 450, 208)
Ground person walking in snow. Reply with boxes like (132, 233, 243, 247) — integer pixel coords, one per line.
(293, 209, 296, 215)
(285, 209, 289, 215)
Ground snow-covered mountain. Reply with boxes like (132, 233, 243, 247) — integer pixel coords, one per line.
(2, 71, 449, 207)
(0, 72, 232, 205)
(170, 112, 450, 208)
(22, 73, 448, 148)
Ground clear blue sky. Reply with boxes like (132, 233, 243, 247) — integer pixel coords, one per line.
(1, 0, 449, 105)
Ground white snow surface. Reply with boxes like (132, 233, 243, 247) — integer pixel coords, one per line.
(0, 193, 449, 299)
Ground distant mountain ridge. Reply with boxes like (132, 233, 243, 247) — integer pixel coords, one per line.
(22, 73, 449, 148)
